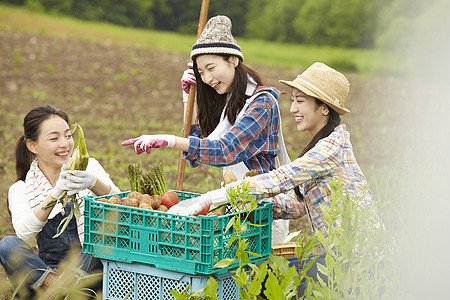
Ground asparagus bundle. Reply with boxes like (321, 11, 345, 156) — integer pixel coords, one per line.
(128, 162, 168, 196)
(43, 123, 89, 238)
(128, 163, 142, 193)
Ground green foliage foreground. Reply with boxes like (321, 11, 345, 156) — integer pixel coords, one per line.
(172, 178, 395, 299)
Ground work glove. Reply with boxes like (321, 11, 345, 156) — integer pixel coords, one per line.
(49, 165, 71, 199)
(181, 63, 196, 103)
(63, 170, 98, 196)
(168, 187, 228, 216)
(121, 134, 176, 154)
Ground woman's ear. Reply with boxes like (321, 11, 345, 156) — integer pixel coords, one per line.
(26, 139, 37, 155)
(230, 56, 239, 68)
(322, 105, 330, 116)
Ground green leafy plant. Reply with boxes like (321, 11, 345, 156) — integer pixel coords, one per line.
(170, 277, 219, 300)
(296, 178, 393, 299)
(172, 182, 300, 299)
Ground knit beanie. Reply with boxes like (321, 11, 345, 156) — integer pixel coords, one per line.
(190, 15, 244, 61)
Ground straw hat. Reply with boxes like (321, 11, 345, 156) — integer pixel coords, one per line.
(279, 62, 350, 114)
(190, 15, 244, 61)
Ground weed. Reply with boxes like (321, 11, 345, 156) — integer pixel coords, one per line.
(296, 178, 393, 299)
(45, 64, 55, 73)
(115, 73, 129, 82)
(83, 86, 95, 94)
(172, 182, 300, 299)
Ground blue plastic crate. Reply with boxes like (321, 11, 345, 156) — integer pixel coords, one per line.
(83, 190, 273, 275)
(102, 260, 240, 300)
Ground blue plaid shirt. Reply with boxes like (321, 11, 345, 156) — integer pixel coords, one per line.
(184, 87, 281, 174)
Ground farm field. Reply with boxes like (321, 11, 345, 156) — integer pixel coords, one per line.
(0, 5, 412, 298)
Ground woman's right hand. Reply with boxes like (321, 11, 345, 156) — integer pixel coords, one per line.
(181, 63, 196, 103)
(49, 166, 70, 200)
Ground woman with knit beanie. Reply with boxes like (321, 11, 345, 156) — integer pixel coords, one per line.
(122, 15, 291, 245)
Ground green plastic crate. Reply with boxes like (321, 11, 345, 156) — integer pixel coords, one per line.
(83, 190, 272, 275)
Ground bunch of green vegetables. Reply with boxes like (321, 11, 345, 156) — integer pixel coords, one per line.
(128, 162, 168, 196)
(43, 123, 89, 238)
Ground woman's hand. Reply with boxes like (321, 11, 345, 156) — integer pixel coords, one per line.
(49, 168, 70, 200)
(121, 134, 176, 154)
(181, 63, 196, 103)
(168, 187, 228, 215)
(63, 170, 98, 195)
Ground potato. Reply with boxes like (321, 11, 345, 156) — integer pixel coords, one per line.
(121, 197, 139, 207)
(151, 195, 162, 209)
(245, 170, 259, 177)
(127, 191, 141, 199)
(108, 195, 121, 204)
(139, 202, 153, 210)
(157, 205, 168, 212)
(138, 194, 153, 205)
(223, 171, 238, 186)
(97, 197, 108, 203)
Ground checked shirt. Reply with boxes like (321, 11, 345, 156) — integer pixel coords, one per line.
(184, 86, 281, 174)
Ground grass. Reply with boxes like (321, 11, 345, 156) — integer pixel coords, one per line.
(0, 4, 395, 74)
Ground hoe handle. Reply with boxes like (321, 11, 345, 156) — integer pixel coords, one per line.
(176, 0, 210, 190)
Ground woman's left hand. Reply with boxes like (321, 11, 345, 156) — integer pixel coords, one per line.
(64, 170, 98, 195)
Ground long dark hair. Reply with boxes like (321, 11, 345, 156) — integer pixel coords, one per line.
(193, 54, 263, 136)
(294, 99, 341, 199)
(15, 105, 69, 181)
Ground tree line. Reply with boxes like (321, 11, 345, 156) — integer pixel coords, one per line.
(1, 0, 446, 50)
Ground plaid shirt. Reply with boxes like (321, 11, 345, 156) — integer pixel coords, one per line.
(184, 87, 281, 174)
(231, 124, 373, 239)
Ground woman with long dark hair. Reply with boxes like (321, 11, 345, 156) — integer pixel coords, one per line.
(0, 105, 120, 298)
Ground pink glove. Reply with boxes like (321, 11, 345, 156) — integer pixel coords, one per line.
(181, 63, 196, 103)
(122, 134, 176, 154)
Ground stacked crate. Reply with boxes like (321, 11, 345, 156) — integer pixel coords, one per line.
(83, 191, 273, 299)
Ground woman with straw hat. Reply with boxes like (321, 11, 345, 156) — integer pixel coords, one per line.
(168, 61, 373, 244)
(122, 15, 291, 245)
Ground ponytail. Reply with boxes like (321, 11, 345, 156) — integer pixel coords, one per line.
(15, 135, 34, 181)
(294, 100, 341, 199)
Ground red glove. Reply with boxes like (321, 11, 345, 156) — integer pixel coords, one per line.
(181, 63, 196, 103)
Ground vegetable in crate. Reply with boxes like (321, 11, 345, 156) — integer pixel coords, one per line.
(161, 191, 180, 209)
(128, 163, 168, 196)
(43, 123, 91, 237)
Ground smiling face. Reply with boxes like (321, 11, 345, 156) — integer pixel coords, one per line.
(289, 88, 330, 136)
(195, 54, 238, 94)
(27, 115, 74, 173)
